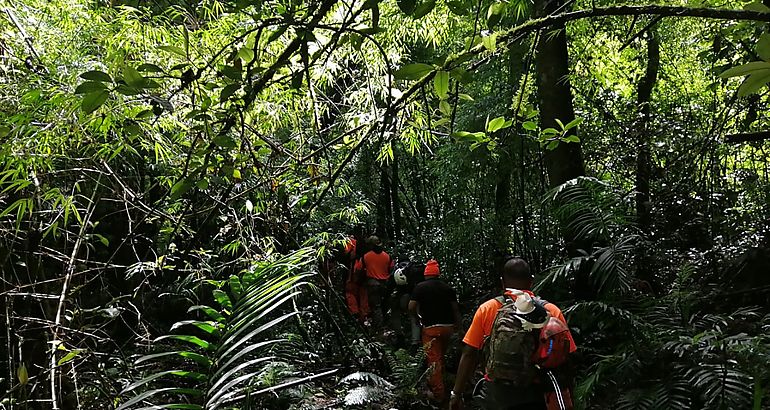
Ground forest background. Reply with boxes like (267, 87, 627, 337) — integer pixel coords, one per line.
(1, 0, 770, 408)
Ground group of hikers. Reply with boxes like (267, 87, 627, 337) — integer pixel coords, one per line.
(333, 233, 578, 410)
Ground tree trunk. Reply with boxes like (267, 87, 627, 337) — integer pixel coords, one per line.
(377, 165, 394, 242)
(494, 44, 528, 252)
(533, 0, 591, 300)
(390, 152, 402, 240)
(533, 0, 585, 188)
(635, 26, 660, 292)
(635, 26, 659, 234)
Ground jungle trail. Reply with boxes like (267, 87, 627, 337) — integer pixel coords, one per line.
(321, 231, 578, 410)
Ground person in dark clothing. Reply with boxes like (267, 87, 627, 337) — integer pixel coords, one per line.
(387, 259, 425, 348)
(409, 259, 462, 404)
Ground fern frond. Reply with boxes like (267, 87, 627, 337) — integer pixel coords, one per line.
(340, 371, 394, 388)
(343, 386, 392, 406)
(119, 248, 316, 410)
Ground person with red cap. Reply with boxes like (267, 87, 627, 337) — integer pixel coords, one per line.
(408, 259, 462, 405)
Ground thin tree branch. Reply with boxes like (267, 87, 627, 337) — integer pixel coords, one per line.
(725, 131, 770, 143)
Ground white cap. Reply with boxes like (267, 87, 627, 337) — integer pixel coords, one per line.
(514, 292, 535, 315)
(506, 288, 548, 330)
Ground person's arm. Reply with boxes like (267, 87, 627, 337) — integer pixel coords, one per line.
(450, 345, 480, 410)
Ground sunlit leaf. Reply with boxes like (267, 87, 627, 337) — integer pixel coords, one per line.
(154, 335, 214, 351)
(744, 1, 770, 12)
(394, 63, 433, 80)
(439, 100, 452, 116)
(487, 116, 507, 132)
(434, 70, 449, 99)
(719, 61, 770, 78)
(487, 2, 505, 28)
(738, 69, 770, 97)
(123, 66, 145, 88)
(213, 289, 233, 310)
(522, 121, 537, 131)
(58, 349, 84, 365)
(482, 33, 497, 51)
(238, 47, 254, 63)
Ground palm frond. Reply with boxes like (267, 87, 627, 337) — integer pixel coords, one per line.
(118, 248, 316, 409)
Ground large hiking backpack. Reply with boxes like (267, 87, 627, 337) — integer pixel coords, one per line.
(484, 295, 541, 385)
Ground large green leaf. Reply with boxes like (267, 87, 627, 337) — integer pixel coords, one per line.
(482, 33, 497, 52)
(212, 289, 233, 310)
(719, 61, 770, 78)
(487, 116, 506, 132)
(220, 83, 240, 103)
(394, 63, 433, 80)
(121, 370, 207, 395)
(81, 90, 109, 114)
(434, 70, 449, 99)
(123, 66, 145, 88)
(170, 320, 219, 334)
(757, 33, 770, 62)
(170, 179, 192, 201)
(154, 335, 214, 351)
(75, 81, 107, 95)
(188, 305, 225, 323)
(738, 69, 770, 97)
(210, 340, 282, 382)
(135, 350, 212, 367)
(207, 356, 275, 395)
(80, 70, 112, 83)
(487, 2, 505, 28)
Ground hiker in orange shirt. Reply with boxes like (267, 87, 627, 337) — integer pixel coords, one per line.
(450, 257, 577, 410)
(344, 234, 369, 321)
(408, 259, 462, 405)
(362, 236, 393, 327)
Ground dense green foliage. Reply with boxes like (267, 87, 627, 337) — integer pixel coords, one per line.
(2, 0, 770, 408)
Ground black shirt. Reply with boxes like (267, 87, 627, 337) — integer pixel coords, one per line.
(410, 278, 457, 326)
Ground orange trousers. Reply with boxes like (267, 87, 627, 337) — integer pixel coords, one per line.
(422, 325, 454, 402)
(345, 279, 368, 319)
